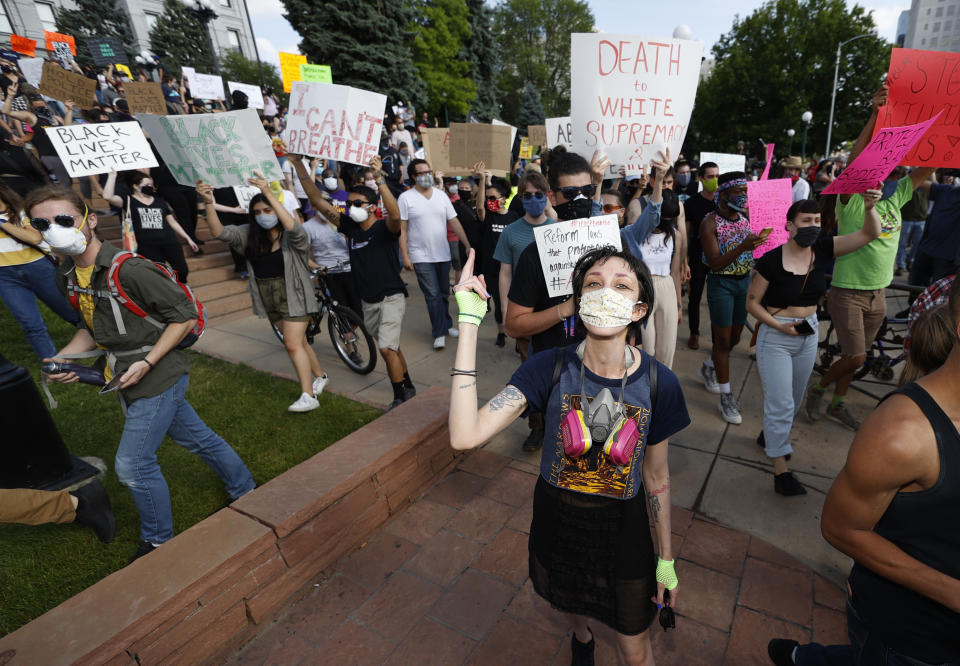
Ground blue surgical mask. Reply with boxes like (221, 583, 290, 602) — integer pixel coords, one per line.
(255, 213, 279, 229)
(523, 192, 548, 217)
(676, 173, 691, 187)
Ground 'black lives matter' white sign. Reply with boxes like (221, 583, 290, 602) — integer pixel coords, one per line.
(47, 121, 157, 177)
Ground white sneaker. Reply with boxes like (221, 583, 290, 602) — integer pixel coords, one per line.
(288, 392, 320, 413)
(312, 374, 329, 397)
(698, 362, 721, 394)
(448, 327, 459, 338)
(718, 392, 742, 424)
(433, 336, 446, 350)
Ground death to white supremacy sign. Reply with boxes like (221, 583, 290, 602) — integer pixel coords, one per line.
(285, 81, 386, 166)
(570, 34, 702, 174)
(533, 214, 622, 298)
(47, 121, 157, 177)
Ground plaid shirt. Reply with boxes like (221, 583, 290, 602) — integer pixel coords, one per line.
(906, 274, 955, 349)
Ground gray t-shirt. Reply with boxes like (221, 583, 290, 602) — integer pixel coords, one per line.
(303, 217, 350, 273)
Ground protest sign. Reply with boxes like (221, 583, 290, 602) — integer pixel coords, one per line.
(52, 41, 72, 67)
(570, 33, 702, 173)
(279, 52, 306, 93)
(700, 152, 746, 176)
(823, 112, 941, 195)
(519, 136, 532, 159)
(43, 31, 76, 55)
(759, 143, 774, 180)
(285, 81, 386, 166)
(747, 179, 793, 259)
(228, 81, 264, 109)
(878, 48, 960, 167)
(124, 81, 167, 115)
(420, 127, 472, 176)
(449, 123, 513, 173)
(39, 61, 96, 107)
(47, 121, 157, 178)
(11, 35, 36, 57)
(137, 109, 283, 187)
(181, 66, 223, 100)
(19, 57, 43, 87)
(299, 64, 332, 83)
(492, 118, 517, 151)
(528, 125, 547, 146)
(546, 117, 574, 150)
(114, 63, 133, 79)
(534, 214, 622, 298)
(233, 185, 260, 209)
(85, 37, 127, 66)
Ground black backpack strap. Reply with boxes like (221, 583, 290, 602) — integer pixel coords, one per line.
(549, 347, 565, 394)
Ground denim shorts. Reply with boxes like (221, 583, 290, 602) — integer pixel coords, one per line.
(706, 273, 750, 328)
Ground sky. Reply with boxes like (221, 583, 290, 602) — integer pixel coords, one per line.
(245, 0, 909, 73)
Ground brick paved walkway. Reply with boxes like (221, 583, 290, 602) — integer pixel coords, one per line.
(226, 450, 849, 665)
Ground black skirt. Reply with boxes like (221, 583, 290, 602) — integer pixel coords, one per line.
(529, 476, 658, 635)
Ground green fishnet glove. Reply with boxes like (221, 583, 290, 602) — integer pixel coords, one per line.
(656, 558, 678, 591)
(455, 290, 488, 326)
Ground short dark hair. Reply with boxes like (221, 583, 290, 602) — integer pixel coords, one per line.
(546, 146, 591, 191)
(348, 184, 378, 203)
(571, 246, 654, 331)
(488, 176, 510, 198)
(786, 199, 821, 221)
(699, 161, 718, 176)
(407, 158, 430, 182)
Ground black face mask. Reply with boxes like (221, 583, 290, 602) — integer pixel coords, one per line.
(554, 196, 593, 221)
(140, 185, 155, 197)
(793, 225, 820, 247)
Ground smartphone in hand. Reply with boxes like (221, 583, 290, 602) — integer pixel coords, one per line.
(794, 320, 816, 336)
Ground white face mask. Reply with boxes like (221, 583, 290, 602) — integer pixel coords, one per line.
(578, 287, 641, 329)
(41, 213, 88, 255)
(416, 174, 434, 189)
(255, 213, 279, 229)
(364, 179, 377, 189)
(447, 184, 459, 194)
(348, 205, 370, 223)
(323, 177, 338, 191)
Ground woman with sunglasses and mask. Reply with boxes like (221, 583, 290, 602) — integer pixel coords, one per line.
(450, 245, 689, 665)
(477, 170, 518, 348)
(197, 173, 328, 413)
(0, 184, 80, 359)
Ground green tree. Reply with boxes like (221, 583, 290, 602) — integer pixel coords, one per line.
(689, 0, 890, 160)
(464, 0, 500, 121)
(55, 0, 137, 70)
(149, 0, 216, 75)
(493, 0, 594, 124)
(219, 50, 285, 103)
(281, 0, 425, 106)
(517, 81, 545, 128)
(411, 0, 476, 117)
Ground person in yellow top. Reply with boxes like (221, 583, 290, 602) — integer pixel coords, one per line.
(0, 184, 78, 359)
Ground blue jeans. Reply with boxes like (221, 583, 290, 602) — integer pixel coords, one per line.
(756, 314, 819, 458)
(896, 220, 924, 269)
(796, 600, 953, 665)
(413, 261, 452, 338)
(116, 374, 255, 544)
(0, 258, 79, 359)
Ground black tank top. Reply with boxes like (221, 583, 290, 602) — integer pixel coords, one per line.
(848, 382, 960, 664)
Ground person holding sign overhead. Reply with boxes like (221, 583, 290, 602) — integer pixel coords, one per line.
(747, 192, 882, 497)
(198, 173, 329, 414)
(450, 245, 689, 666)
(2, 82, 69, 186)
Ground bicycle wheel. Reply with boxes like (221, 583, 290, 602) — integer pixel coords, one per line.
(272, 313, 323, 345)
(327, 305, 377, 374)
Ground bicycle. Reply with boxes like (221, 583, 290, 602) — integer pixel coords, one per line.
(271, 268, 377, 375)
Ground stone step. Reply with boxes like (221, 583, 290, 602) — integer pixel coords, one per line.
(187, 251, 235, 272)
(188, 265, 237, 288)
(193, 277, 248, 303)
(202, 291, 252, 319)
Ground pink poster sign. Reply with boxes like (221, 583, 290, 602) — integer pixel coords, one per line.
(823, 112, 942, 195)
(748, 178, 793, 259)
(760, 143, 774, 181)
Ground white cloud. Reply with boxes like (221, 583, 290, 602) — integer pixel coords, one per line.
(867, 6, 903, 41)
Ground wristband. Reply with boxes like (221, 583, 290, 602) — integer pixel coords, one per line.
(454, 290, 488, 326)
(143, 358, 154, 370)
(656, 558, 678, 591)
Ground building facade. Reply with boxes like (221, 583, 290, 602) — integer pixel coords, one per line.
(903, 0, 960, 51)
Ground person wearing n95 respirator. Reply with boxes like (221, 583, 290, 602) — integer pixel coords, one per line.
(198, 172, 328, 413)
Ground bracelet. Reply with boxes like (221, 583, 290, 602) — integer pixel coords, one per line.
(143, 358, 154, 370)
(450, 368, 477, 377)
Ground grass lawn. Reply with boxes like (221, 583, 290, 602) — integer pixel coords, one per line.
(0, 300, 382, 637)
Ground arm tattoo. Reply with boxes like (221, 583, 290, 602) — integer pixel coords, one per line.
(487, 386, 524, 413)
(646, 480, 669, 524)
(457, 381, 477, 390)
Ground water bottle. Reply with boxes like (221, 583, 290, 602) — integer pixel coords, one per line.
(41, 361, 106, 387)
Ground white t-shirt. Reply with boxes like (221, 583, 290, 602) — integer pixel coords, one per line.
(303, 217, 350, 273)
(282, 157, 308, 199)
(640, 231, 674, 277)
(392, 128, 414, 152)
(278, 189, 300, 219)
(263, 95, 278, 117)
(792, 177, 811, 202)
(398, 187, 457, 263)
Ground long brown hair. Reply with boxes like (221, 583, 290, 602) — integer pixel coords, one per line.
(900, 305, 956, 385)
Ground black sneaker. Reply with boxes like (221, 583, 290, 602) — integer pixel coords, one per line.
(348, 351, 364, 366)
(522, 428, 544, 452)
(774, 472, 807, 496)
(402, 385, 417, 402)
(128, 540, 158, 564)
(767, 638, 799, 665)
(70, 479, 115, 544)
(495, 332, 506, 347)
(571, 630, 595, 666)
(757, 432, 790, 461)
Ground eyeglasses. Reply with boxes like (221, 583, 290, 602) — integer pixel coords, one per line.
(30, 214, 80, 232)
(602, 204, 624, 214)
(555, 184, 597, 200)
(346, 199, 371, 208)
(521, 191, 545, 201)
(415, 170, 433, 177)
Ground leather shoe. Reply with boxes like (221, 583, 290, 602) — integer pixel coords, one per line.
(687, 334, 699, 350)
(71, 479, 116, 544)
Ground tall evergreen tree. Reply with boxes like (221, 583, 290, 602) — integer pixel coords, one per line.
(464, 0, 500, 121)
(411, 0, 475, 117)
(281, 0, 425, 106)
(149, 0, 216, 75)
(516, 81, 545, 128)
(219, 50, 284, 102)
(55, 0, 137, 70)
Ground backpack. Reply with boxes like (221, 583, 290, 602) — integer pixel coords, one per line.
(66, 251, 206, 348)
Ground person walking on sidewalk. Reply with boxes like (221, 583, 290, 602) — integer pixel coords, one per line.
(684, 161, 719, 351)
(198, 174, 329, 413)
(768, 282, 960, 666)
(451, 246, 690, 666)
(747, 191, 881, 497)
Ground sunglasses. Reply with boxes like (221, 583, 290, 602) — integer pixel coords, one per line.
(346, 199, 371, 208)
(521, 191, 545, 201)
(658, 590, 676, 631)
(485, 195, 502, 202)
(602, 204, 624, 214)
(556, 184, 597, 200)
(31, 214, 81, 232)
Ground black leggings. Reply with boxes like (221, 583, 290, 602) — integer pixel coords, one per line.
(138, 242, 189, 283)
(483, 268, 503, 325)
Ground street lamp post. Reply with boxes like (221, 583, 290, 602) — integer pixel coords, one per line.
(787, 128, 796, 156)
(801, 111, 813, 162)
(826, 34, 871, 157)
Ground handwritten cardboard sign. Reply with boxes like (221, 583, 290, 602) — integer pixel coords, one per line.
(747, 178, 793, 259)
(137, 109, 283, 187)
(528, 125, 547, 146)
(449, 123, 512, 173)
(570, 33, 702, 173)
(546, 117, 573, 150)
(534, 214, 622, 297)
(491, 118, 517, 150)
(181, 66, 223, 100)
(11, 35, 36, 57)
(878, 48, 960, 167)
(420, 127, 472, 177)
(227, 81, 264, 109)
(85, 37, 127, 66)
(279, 52, 306, 93)
(43, 31, 76, 55)
(700, 152, 746, 176)
(124, 81, 167, 115)
(823, 112, 941, 195)
(299, 64, 332, 83)
(47, 121, 157, 177)
(39, 61, 96, 108)
(519, 136, 533, 159)
(285, 81, 386, 166)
